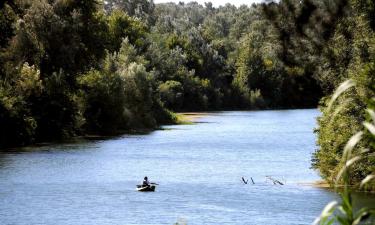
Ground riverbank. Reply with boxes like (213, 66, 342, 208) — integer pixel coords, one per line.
(176, 112, 211, 124)
(298, 180, 331, 189)
(0, 112, 211, 151)
(312, 180, 331, 188)
(300, 180, 375, 194)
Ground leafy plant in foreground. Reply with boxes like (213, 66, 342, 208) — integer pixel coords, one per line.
(313, 80, 375, 225)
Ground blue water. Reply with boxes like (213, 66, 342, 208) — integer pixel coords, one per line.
(0, 109, 371, 225)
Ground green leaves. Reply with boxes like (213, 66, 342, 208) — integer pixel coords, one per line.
(107, 9, 147, 52)
(327, 80, 356, 112)
(313, 201, 338, 225)
(360, 174, 375, 189)
(363, 122, 375, 135)
(314, 79, 375, 225)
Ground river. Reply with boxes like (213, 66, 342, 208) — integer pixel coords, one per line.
(0, 109, 373, 225)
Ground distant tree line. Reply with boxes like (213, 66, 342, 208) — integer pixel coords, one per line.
(0, 0, 326, 148)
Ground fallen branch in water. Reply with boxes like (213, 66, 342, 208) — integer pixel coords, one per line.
(266, 176, 284, 185)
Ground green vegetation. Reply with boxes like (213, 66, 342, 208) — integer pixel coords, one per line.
(0, 0, 324, 148)
(313, 81, 375, 225)
(253, 0, 375, 189)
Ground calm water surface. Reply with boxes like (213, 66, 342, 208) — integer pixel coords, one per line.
(0, 109, 373, 225)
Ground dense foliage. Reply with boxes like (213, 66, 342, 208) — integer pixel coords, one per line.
(0, 0, 173, 147)
(313, 1, 375, 187)
(1, 0, 327, 148)
(259, 0, 375, 188)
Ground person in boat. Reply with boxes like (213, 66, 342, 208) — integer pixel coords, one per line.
(142, 176, 150, 187)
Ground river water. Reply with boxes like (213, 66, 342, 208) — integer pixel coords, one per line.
(0, 109, 373, 225)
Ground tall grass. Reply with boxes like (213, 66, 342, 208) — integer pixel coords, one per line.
(313, 80, 375, 225)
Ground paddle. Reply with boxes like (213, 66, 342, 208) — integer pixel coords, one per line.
(150, 182, 159, 185)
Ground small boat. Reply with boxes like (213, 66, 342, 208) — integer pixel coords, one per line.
(136, 185, 156, 192)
